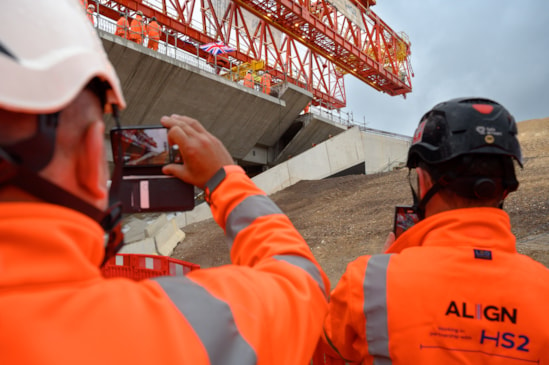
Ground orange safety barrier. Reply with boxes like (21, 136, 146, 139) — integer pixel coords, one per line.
(101, 253, 200, 280)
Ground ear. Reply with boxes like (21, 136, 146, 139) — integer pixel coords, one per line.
(416, 167, 433, 199)
(76, 121, 108, 208)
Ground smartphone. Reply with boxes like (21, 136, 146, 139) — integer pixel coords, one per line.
(393, 205, 420, 238)
(110, 126, 194, 214)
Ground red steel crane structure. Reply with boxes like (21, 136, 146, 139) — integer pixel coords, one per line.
(98, 0, 412, 109)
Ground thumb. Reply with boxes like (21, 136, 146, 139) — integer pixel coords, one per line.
(162, 164, 188, 182)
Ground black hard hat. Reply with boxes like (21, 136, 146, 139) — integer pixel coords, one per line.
(407, 97, 523, 168)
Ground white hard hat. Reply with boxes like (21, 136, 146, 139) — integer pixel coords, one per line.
(0, 0, 125, 114)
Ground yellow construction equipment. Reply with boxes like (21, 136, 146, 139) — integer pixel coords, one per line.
(222, 60, 265, 81)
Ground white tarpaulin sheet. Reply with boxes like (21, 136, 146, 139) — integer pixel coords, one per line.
(327, 0, 366, 31)
(212, 0, 283, 53)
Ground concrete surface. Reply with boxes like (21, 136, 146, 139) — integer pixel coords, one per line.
(118, 237, 157, 255)
(175, 126, 411, 226)
(100, 30, 312, 161)
(362, 131, 411, 173)
(273, 113, 349, 164)
(155, 219, 185, 256)
(257, 83, 313, 148)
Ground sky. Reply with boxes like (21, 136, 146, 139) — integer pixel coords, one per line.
(340, 0, 549, 137)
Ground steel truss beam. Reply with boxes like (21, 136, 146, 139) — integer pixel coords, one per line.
(99, 0, 412, 109)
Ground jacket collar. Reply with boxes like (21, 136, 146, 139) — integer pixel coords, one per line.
(0, 202, 104, 287)
(385, 207, 516, 254)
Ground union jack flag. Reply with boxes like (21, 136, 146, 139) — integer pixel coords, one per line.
(199, 41, 236, 55)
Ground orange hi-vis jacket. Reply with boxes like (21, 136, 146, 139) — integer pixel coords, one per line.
(244, 72, 254, 88)
(129, 15, 145, 44)
(0, 166, 330, 365)
(146, 20, 161, 50)
(323, 207, 549, 364)
(115, 16, 129, 39)
(260, 73, 271, 94)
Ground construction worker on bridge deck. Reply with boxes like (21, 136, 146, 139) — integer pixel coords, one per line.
(129, 10, 145, 45)
(243, 69, 254, 89)
(0, 1, 330, 364)
(260, 70, 271, 95)
(115, 11, 129, 39)
(146, 16, 161, 51)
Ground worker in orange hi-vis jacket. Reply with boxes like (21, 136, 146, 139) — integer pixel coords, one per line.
(86, 4, 94, 25)
(260, 71, 271, 95)
(0, 1, 330, 364)
(146, 16, 161, 51)
(115, 11, 129, 39)
(322, 97, 549, 364)
(129, 10, 145, 45)
(244, 70, 254, 88)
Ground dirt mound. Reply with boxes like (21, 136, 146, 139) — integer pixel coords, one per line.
(172, 117, 549, 286)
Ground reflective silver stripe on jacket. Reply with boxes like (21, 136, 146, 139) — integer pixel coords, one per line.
(225, 195, 283, 248)
(274, 254, 328, 298)
(153, 276, 257, 365)
(363, 254, 392, 364)
(224, 194, 327, 297)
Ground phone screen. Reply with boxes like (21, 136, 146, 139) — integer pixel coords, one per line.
(393, 206, 420, 238)
(111, 127, 181, 168)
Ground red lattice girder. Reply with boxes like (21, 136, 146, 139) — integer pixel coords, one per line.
(99, 0, 413, 109)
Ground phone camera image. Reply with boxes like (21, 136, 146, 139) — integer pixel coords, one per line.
(112, 127, 172, 167)
(393, 206, 420, 238)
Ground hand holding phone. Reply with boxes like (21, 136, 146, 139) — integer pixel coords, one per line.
(160, 115, 234, 189)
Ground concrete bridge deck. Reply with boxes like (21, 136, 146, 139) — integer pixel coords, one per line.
(100, 29, 347, 166)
